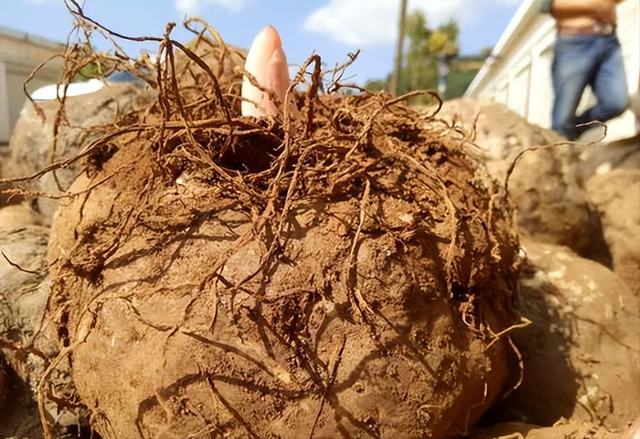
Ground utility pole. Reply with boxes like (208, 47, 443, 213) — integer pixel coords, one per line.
(389, 0, 408, 97)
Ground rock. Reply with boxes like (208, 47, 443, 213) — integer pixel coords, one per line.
(580, 135, 640, 180)
(485, 240, 640, 430)
(420, 98, 606, 262)
(586, 169, 640, 295)
(0, 223, 85, 436)
(470, 419, 635, 439)
(0, 351, 43, 439)
(0, 354, 8, 409)
(0, 144, 15, 207)
(0, 203, 44, 229)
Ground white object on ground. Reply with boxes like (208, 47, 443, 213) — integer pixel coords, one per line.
(31, 79, 104, 101)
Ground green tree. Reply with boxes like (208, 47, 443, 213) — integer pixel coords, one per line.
(401, 12, 460, 103)
(402, 11, 434, 97)
(430, 21, 459, 57)
(365, 77, 391, 92)
(365, 11, 460, 104)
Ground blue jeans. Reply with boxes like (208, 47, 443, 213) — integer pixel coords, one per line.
(551, 33, 629, 140)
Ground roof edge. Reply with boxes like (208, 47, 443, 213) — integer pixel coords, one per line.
(0, 26, 65, 51)
(465, 0, 540, 96)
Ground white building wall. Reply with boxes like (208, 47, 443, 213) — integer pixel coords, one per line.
(0, 27, 64, 143)
(466, 0, 640, 141)
(0, 61, 10, 143)
(508, 56, 531, 117)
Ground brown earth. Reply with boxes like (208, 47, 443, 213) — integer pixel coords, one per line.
(417, 98, 607, 263)
(35, 19, 526, 438)
(45, 86, 521, 438)
(2, 81, 153, 223)
(586, 169, 640, 295)
(482, 240, 639, 430)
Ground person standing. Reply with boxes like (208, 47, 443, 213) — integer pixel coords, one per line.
(541, 0, 629, 140)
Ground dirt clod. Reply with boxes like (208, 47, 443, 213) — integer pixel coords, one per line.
(39, 17, 522, 439)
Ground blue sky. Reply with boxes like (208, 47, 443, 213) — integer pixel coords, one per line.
(0, 0, 521, 85)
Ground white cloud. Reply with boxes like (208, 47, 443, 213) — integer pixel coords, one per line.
(176, 0, 198, 16)
(303, 0, 521, 47)
(303, 1, 397, 46)
(175, 0, 246, 17)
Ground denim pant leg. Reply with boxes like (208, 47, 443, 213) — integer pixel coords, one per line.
(551, 34, 600, 140)
(574, 34, 629, 136)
